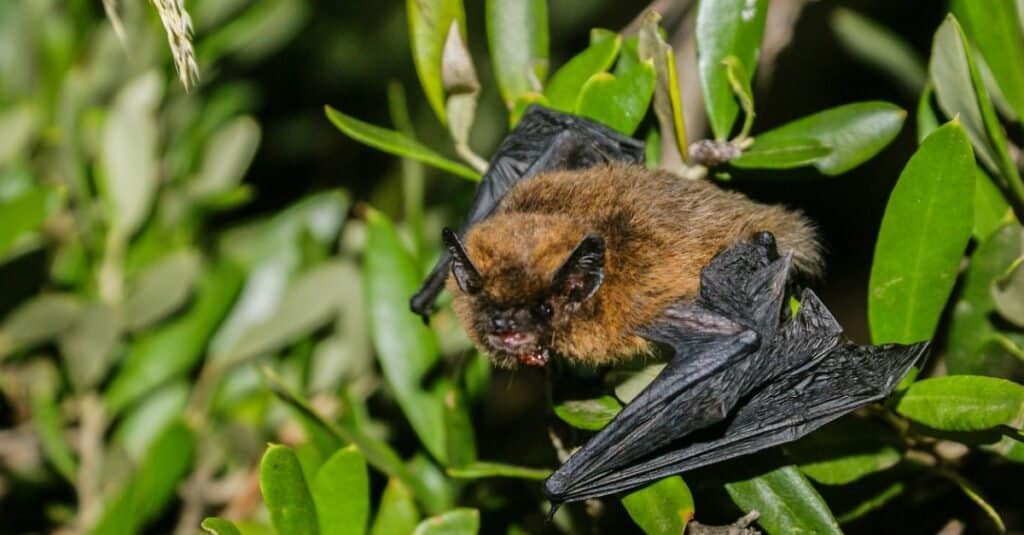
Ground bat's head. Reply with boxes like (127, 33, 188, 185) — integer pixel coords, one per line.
(442, 215, 605, 368)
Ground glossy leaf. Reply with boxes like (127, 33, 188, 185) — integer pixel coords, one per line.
(485, 0, 548, 108)
(947, 222, 1024, 375)
(201, 518, 243, 535)
(325, 106, 479, 181)
(953, 0, 1024, 122)
(406, 0, 466, 123)
(726, 465, 842, 535)
(974, 168, 1013, 241)
(0, 293, 81, 358)
(123, 250, 201, 332)
(190, 116, 261, 199)
(696, 0, 768, 140)
(931, 15, 1024, 203)
(412, 508, 480, 535)
(746, 102, 905, 175)
(104, 262, 243, 414)
(896, 375, 1024, 432)
(260, 445, 319, 535)
(869, 121, 974, 344)
(574, 60, 655, 135)
(447, 461, 551, 480)
(621, 476, 694, 535)
(553, 395, 622, 431)
(370, 479, 421, 535)
(831, 8, 927, 96)
(99, 70, 163, 236)
(992, 257, 1024, 327)
(544, 29, 621, 111)
(312, 446, 369, 535)
(788, 419, 902, 486)
(364, 208, 472, 465)
(731, 139, 831, 170)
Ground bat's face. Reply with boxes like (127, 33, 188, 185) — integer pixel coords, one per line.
(442, 217, 605, 368)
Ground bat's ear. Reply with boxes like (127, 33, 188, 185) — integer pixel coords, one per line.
(552, 234, 605, 304)
(442, 228, 484, 294)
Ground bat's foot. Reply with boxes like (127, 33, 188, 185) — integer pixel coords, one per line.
(688, 511, 762, 535)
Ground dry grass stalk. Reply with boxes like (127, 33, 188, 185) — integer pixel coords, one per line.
(149, 0, 200, 90)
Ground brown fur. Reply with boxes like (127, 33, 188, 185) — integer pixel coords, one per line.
(449, 163, 821, 366)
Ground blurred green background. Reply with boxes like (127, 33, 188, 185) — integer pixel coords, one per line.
(3, 0, 1021, 534)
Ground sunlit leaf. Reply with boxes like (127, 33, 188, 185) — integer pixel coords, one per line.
(896, 375, 1024, 432)
(621, 476, 694, 535)
(869, 120, 974, 344)
(407, 0, 466, 123)
(260, 445, 319, 535)
(412, 508, 479, 535)
(744, 102, 905, 175)
(485, 0, 548, 109)
(696, 0, 768, 140)
(831, 8, 927, 96)
(325, 106, 479, 181)
(446, 461, 551, 480)
(553, 395, 622, 431)
(574, 60, 655, 135)
(726, 465, 842, 535)
(544, 29, 621, 111)
(953, 0, 1024, 122)
(370, 479, 421, 535)
(312, 446, 369, 535)
(947, 222, 1024, 376)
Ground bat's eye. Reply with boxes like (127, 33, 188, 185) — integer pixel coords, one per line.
(533, 301, 553, 320)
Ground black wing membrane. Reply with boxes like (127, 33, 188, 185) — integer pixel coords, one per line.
(409, 106, 645, 320)
(544, 235, 928, 504)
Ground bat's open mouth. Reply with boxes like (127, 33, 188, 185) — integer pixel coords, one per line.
(517, 349, 550, 367)
(485, 331, 550, 367)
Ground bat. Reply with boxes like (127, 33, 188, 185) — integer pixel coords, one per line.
(410, 106, 929, 506)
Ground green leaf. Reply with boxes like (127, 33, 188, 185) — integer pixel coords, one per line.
(917, 85, 940, 142)
(0, 104, 39, 166)
(485, 0, 548, 109)
(731, 139, 831, 170)
(104, 262, 244, 415)
(723, 55, 755, 138)
(407, 0, 466, 123)
(543, 30, 621, 111)
(325, 106, 479, 181)
(745, 102, 905, 175)
(0, 293, 81, 358)
(0, 185, 61, 257)
(412, 508, 480, 535)
(639, 11, 688, 162)
(574, 60, 655, 135)
(553, 395, 622, 430)
(830, 8, 927, 96)
(446, 461, 551, 480)
(99, 70, 163, 236)
(992, 256, 1024, 327)
(931, 15, 1024, 204)
(726, 465, 842, 535)
(190, 115, 261, 199)
(57, 301, 121, 391)
(123, 250, 201, 332)
(947, 222, 1024, 376)
(974, 167, 1013, 241)
(364, 208, 474, 465)
(30, 362, 77, 482)
(788, 419, 902, 486)
(370, 479, 421, 535)
(201, 518, 243, 535)
(508, 92, 549, 127)
(621, 476, 694, 535)
(112, 381, 190, 460)
(614, 363, 665, 403)
(260, 445, 319, 535)
(312, 446, 369, 535)
(896, 375, 1024, 432)
(953, 0, 1024, 122)
(696, 0, 768, 140)
(835, 482, 905, 524)
(868, 120, 974, 344)
(91, 423, 196, 534)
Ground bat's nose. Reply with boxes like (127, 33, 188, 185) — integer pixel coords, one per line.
(491, 315, 516, 331)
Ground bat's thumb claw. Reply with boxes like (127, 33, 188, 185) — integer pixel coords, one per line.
(545, 501, 562, 522)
